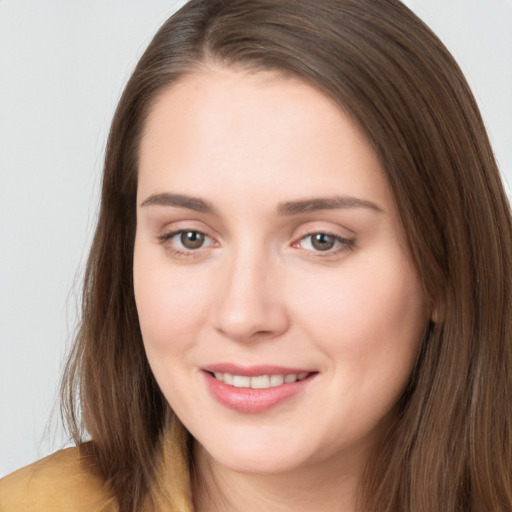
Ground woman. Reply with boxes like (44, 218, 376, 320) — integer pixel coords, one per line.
(2, 0, 511, 511)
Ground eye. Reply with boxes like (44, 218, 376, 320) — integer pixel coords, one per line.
(297, 232, 354, 253)
(176, 230, 207, 249)
(159, 229, 215, 253)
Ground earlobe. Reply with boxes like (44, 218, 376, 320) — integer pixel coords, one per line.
(430, 302, 442, 324)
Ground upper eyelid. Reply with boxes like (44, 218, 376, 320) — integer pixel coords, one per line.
(292, 221, 356, 238)
(158, 223, 217, 240)
(292, 225, 354, 243)
(298, 230, 352, 240)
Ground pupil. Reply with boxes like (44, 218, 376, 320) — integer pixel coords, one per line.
(181, 231, 205, 249)
(312, 233, 335, 251)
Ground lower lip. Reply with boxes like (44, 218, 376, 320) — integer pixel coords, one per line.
(203, 371, 315, 413)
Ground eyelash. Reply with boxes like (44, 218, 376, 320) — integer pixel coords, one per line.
(157, 229, 356, 257)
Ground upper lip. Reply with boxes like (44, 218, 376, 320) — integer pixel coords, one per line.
(202, 363, 315, 377)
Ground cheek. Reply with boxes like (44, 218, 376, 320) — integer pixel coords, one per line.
(133, 249, 216, 410)
(291, 254, 427, 378)
(133, 249, 212, 354)
(291, 258, 427, 442)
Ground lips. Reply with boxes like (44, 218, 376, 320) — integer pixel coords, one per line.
(202, 364, 317, 413)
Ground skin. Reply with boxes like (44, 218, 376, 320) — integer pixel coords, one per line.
(133, 66, 430, 511)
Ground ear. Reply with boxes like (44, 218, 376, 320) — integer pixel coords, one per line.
(430, 301, 443, 324)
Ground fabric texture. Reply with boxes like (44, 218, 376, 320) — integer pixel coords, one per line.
(0, 447, 115, 512)
(0, 419, 193, 512)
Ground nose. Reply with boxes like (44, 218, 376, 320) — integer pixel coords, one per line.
(212, 249, 290, 343)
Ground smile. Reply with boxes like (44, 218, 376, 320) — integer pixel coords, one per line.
(212, 372, 310, 389)
(203, 367, 317, 413)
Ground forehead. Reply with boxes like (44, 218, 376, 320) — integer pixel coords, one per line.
(137, 67, 393, 212)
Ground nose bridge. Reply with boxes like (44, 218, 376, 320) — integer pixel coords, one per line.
(213, 240, 288, 341)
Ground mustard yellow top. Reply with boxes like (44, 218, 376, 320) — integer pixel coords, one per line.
(0, 448, 115, 512)
(0, 421, 194, 512)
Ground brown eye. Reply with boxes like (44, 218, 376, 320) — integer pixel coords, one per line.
(180, 231, 205, 249)
(297, 232, 354, 254)
(159, 229, 215, 255)
(311, 233, 336, 251)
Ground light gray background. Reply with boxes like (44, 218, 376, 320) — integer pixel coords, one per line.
(1, 0, 511, 477)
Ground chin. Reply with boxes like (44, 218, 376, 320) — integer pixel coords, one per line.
(196, 433, 312, 476)
(217, 451, 306, 475)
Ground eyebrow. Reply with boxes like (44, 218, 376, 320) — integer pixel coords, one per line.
(140, 193, 215, 213)
(140, 192, 382, 215)
(277, 196, 382, 215)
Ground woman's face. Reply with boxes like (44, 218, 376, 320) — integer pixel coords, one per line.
(134, 67, 429, 476)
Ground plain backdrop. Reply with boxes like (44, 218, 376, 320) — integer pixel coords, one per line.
(1, 0, 511, 477)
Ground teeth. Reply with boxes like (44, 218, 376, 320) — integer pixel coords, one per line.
(284, 373, 297, 383)
(233, 375, 251, 388)
(270, 374, 284, 386)
(212, 372, 309, 389)
(250, 375, 270, 389)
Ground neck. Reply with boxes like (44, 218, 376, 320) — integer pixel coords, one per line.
(191, 441, 367, 512)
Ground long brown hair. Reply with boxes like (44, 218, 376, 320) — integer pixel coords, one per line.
(61, 1, 512, 510)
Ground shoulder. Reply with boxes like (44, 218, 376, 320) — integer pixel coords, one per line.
(0, 446, 115, 512)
